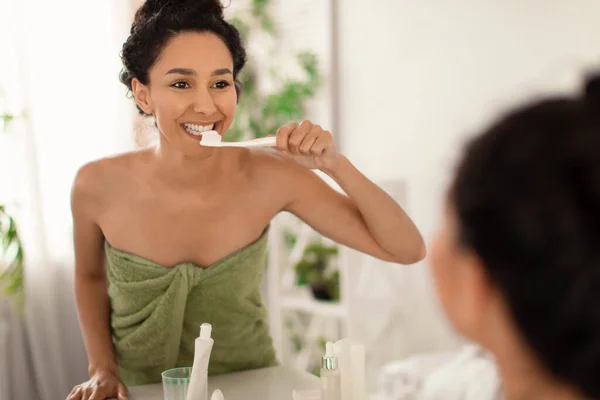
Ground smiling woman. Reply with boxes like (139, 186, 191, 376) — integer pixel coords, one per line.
(128, 31, 239, 152)
(66, 0, 425, 399)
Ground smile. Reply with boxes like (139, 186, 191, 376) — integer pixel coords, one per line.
(183, 123, 215, 136)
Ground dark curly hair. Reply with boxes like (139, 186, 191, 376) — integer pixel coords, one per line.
(120, 0, 247, 115)
(451, 72, 600, 398)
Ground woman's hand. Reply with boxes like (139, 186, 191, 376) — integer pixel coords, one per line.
(66, 369, 128, 400)
(274, 120, 341, 171)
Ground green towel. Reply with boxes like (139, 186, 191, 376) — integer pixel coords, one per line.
(105, 227, 278, 386)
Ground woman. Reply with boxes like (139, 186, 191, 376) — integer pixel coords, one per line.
(67, 0, 425, 399)
(431, 73, 600, 400)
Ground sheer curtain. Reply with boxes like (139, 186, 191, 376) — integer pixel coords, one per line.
(0, 0, 134, 399)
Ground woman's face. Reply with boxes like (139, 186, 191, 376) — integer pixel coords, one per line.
(133, 31, 237, 153)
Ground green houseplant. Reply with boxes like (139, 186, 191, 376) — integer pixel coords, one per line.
(0, 205, 25, 306)
(0, 113, 13, 130)
(225, 0, 322, 141)
(294, 241, 340, 302)
(0, 107, 25, 311)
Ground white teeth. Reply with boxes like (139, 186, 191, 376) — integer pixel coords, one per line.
(183, 123, 215, 136)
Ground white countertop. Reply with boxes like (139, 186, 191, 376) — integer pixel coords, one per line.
(128, 366, 319, 400)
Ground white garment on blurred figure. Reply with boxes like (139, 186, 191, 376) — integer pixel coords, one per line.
(378, 344, 502, 400)
(419, 345, 501, 400)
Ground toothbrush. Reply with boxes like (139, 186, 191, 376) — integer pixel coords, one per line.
(199, 130, 276, 148)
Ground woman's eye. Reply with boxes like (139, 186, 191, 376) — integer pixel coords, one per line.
(213, 81, 230, 89)
(172, 81, 190, 89)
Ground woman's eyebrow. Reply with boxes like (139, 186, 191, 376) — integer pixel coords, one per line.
(165, 67, 232, 76)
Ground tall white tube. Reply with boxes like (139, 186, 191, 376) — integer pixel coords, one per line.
(186, 323, 214, 400)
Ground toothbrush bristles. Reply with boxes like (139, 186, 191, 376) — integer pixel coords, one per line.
(199, 130, 222, 146)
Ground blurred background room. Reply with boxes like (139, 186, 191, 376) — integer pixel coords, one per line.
(1, 0, 599, 399)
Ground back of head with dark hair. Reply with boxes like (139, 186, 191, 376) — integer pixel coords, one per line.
(451, 72, 600, 399)
(120, 0, 246, 114)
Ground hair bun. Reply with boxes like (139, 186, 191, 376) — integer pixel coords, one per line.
(134, 0, 224, 27)
(175, 0, 224, 16)
(583, 73, 600, 111)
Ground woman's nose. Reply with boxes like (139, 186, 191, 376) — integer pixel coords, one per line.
(193, 88, 217, 115)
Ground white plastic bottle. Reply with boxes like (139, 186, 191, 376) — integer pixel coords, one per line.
(320, 341, 341, 400)
(186, 323, 214, 400)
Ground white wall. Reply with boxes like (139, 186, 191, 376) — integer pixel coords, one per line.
(337, 0, 600, 360)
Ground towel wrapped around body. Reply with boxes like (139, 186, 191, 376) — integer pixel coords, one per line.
(105, 227, 277, 386)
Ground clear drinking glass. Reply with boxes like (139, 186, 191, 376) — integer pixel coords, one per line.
(162, 367, 192, 400)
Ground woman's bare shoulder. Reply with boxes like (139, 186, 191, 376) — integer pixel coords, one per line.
(242, 148, 319, 198)
(244, 148, 303, 177)
(71, 149, 152, 210)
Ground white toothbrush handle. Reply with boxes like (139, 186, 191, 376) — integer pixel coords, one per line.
(242, 136, 277, 147)
(225, 136, 277, 148)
